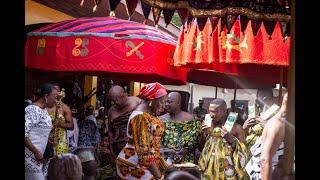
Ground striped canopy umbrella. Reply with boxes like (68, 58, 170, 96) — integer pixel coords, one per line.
(25, 17, 187, 85)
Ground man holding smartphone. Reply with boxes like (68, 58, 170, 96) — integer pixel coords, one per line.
(199, 99, 249, 179)
(243, 88, 277, 149)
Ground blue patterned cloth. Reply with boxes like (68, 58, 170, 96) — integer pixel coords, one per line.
(78, 115, 101, 147)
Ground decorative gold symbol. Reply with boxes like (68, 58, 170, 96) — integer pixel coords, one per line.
(221, 31, 248, 53)
(72, 38, 89, 56)
(36, 38, 46, 55)
(125, 41, 144, 59)
(194, 32, 204, 51)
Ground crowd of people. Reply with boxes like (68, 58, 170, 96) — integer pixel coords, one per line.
(25, 82, 288, 180)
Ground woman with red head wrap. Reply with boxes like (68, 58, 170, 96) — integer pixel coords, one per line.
(116, 82, 168, 180)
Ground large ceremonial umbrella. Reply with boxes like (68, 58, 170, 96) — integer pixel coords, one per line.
(25, 16, 187, 85)
(174, 16, 290, 66)
(172, 16, 289, 87)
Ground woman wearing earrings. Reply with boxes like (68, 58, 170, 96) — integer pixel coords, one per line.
(116, 83, 168, 180)
(25, 83, 58, 180)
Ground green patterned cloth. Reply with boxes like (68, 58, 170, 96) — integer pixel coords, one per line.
(162, 119, 201, 163)
(245, 123, 263, 150)
(49, 112, 69, 155)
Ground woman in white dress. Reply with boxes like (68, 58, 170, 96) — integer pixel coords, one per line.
(25, 83, 59, 180)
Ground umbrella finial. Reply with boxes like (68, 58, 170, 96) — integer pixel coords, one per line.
(110, 11, 116, 16)
(93, 0, 101, 12)
(143, 19, 147, 24)
(93, 5, 97, 12)
(283, 36, 288, 43)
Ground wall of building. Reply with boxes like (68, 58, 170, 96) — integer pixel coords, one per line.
(165, 83, 285, 112)
(165, 83, 258, 109)
(25, 0, 75, 25)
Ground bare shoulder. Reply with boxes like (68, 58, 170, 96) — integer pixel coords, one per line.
(107, 106, 116, 119)
(47, 106, 55, 113)
(265, 119, 282, 134)
(231, 123, 244, 135)
(128, 96, 141, 105)
(262, 119, 285, 142)
(231, 123, 246, 142)
(107, 105, 114, 113)
(159, 113, 170, 121)
(183, 111, 194, 121)
(234, 123, 243, 131)
(134, 103, 147, 112)
(62, 103, 71, 112)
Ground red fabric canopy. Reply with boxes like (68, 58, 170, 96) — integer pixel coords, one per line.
(172, 17, 289, 86)
(174, 17, 290, 67)
(25, 17, 187, 85)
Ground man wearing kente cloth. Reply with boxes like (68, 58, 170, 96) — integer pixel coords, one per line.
(107, 85, 141, 165)
(160, 92, 201, 165)
(243, 88, 276, 150)
(47, 84, 74, 155)
(199, 99, 249, 180)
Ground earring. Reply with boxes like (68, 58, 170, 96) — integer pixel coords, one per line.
(149, 101, 152, 107)
(44, 98, 48, 104)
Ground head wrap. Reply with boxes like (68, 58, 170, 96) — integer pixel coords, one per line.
(138, 82, 167, 100)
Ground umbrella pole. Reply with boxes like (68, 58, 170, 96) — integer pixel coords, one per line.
(279, 67, 284, 103)
(282, 0, 295, 176)
(189, 83, 194, 113)
(84, 75, 97, 109)
(215, 87, 218, 98)
(233, 85, 237, 111)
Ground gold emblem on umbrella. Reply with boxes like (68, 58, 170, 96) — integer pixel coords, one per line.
(125, 40, 144, 59)
(36, 38, 46, 55)
(72, 38, 89, 57)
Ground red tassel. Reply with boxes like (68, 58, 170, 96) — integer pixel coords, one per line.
(80, 0, 85, 6)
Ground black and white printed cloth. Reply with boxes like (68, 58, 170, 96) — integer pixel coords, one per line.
(25, 105, 52, 180)
(245, 137, 284, 180)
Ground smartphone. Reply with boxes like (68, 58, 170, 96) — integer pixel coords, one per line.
(224, 112, 238, 132)
(248, 103, 255, 120)
(204, 114, 212, 127)
(260, 104, 280, 120)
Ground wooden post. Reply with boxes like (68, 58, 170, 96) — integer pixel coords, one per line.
(189, 83, 194, 113)
(233, 84, 237, 111)
(130, 82, 141, 96)
(281, 0, 295, 179)
(215, 87, 218, 98)
(84, 75, 97, 109)
(279, 67, 284, 103)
